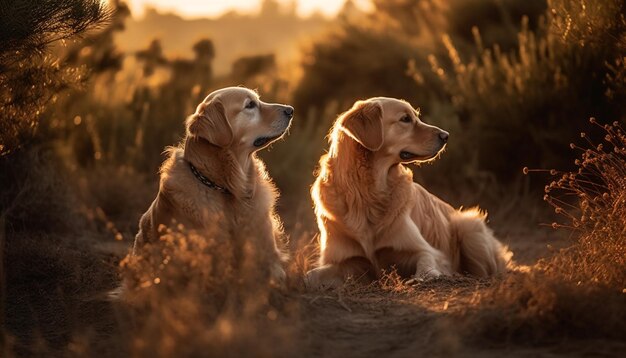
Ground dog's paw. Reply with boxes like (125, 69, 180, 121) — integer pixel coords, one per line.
(305, 266, 343, 291)
(414, 266, 444, 280)
(434, 253, 454, 275)
(415, 251, 452, 279)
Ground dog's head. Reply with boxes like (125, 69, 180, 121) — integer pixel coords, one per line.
(338, 97, 448, 164)
(186, 87, 294, 153)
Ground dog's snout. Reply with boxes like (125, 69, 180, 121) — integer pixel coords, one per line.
(283, 106, 294, 119)
(438, 131, 449, 143)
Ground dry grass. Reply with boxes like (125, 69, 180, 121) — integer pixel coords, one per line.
(542, 120, 626, 286)
(118, 228, 298, 358)
(459, 120, 626, 347)
(428, 0, 626, 179)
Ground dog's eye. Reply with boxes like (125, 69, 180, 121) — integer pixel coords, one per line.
(245, 101, 257, 109)
(400, 115, 412, 123)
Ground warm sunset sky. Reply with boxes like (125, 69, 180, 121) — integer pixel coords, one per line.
(127, 0, 371, 18)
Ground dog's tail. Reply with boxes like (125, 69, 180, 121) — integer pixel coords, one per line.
(450, 208, 513, 276)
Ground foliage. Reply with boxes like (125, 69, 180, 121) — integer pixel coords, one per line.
(429, 0, 626, 179)
(465, 121, 626, 344)
(64, 0, 129, 75)
(0, 0, 110, 157)
(231, 54, 276, 82)
(0, 0, 108, 63)
(119, 227, 295, 357)
(292, 22, 435, 117)
(541, 119, 626, 286)
(293, 0, 547, 119)
(444, 0, 546, 51)
(0, 61, 82, 157)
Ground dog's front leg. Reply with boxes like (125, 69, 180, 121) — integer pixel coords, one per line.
(263, 216, 288, 287)
(413, 250, 452, 278)
(385, 215, 453, 279)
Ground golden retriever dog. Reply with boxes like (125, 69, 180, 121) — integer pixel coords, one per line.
(134, 86, 293, 284)
(306, 97, 511, 289)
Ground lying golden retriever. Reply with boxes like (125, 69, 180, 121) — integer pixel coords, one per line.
(134, 87, 293, 284)
(306, 97, 511, 289)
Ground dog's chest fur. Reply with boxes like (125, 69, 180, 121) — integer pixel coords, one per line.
(161, 151, 276, 238)
(318, 165, 415, 254)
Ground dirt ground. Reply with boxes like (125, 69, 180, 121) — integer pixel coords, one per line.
(291, 229, 620, 358)
(4, 219, 624, 357)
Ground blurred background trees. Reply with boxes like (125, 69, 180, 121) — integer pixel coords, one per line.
(430, 0, 626, 179)
(1, 0, 620, 231)
(2, 0, 624, 233)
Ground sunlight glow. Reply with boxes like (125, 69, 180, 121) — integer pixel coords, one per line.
(126, 0, 369, 18)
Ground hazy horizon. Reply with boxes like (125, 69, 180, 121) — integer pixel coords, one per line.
(125, 0, 372, 19)
(115, 4, 338, 75)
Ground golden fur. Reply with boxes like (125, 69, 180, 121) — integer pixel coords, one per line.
(134, 87, 294, 284)
(307, 98, 512, 289)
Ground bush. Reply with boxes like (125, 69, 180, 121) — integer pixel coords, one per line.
(0, 0, 110, 157)
(429, 0, 626, 180)
(292, 22, 435, 117)
(463, 120, 626, 344)
(119, 226, 296, 357)
(541, 119, 626, 286)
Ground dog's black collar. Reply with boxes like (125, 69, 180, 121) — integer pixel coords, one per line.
(188, 162, 231, 195)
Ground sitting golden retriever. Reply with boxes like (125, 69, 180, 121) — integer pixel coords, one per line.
(134, 87, 293, 284)
(306, 97, 511, 289)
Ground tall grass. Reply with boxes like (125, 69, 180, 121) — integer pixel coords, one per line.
(119, 227, 297, 357)
(463, 120, 626, 344)
(428, 0, 626, 179)
(541, 119, 626, 286)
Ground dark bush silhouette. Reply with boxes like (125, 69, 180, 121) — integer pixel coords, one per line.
(231, 54, 276, 82)
(430, 0, 626, 179)
(292, 23, 435, 118)
(0, 0, 110, 156)
(135, 39, 168, 77)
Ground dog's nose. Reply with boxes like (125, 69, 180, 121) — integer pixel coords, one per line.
(283, 106, 294, 119)
(439, 131, 449, 143)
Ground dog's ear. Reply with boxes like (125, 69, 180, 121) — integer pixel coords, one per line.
(341, 100, 384, 151)
(186, 99, 233, 148)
